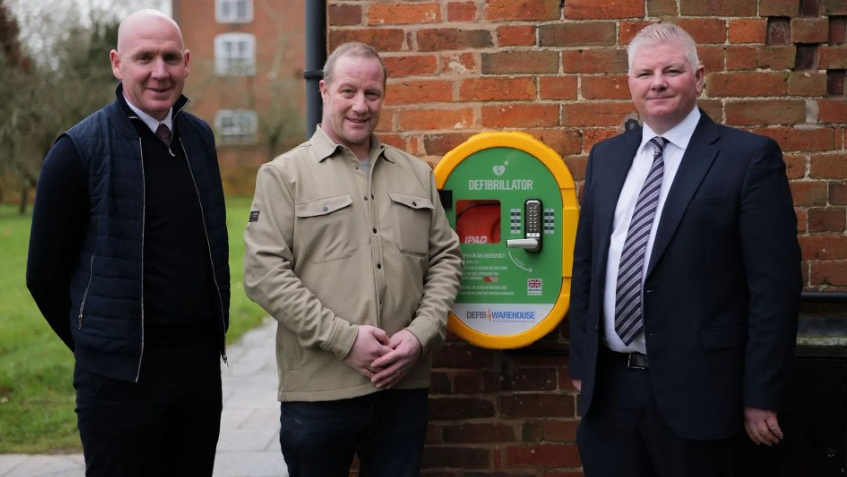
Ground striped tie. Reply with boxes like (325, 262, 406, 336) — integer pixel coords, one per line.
(615, 136, 667, 345)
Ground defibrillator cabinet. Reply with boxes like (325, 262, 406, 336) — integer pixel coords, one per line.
(435, 132, 579, 349)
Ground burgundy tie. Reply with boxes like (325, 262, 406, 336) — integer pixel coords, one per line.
(155, 123, 171, 146)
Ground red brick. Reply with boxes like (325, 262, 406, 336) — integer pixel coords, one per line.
(506, 444, 582, 468)
(376, 133, 409, 150)
(481, 50, 560, 74)
(674, 18, 728, 44)
(481, 103, 560, 128)
(398, 107, 476, 131)
(329, 29, 405, 52)
(824, 0, 847, 15)
(620, 21, 653, 45)
(831, 17, 847, 44)
(442, 423, 517, 443)
(725, 100, 806, 126)
(563, 102, 637, 127)
(442, 52, 477, 76)
(729, 19, 767, 44)
(698, 46, 726, 73)
(368, 3, 441, 25)
(498, 25, 537, 47)
(430, 371, 453, 394)
(500, 394, 575, 418)
(800, 235, 847, 260)
(784, 154, 806, 180)
(809, 261, 847, 289)
(791, 18, 830, 43)
(523, 419, 579, 442)
(680, 0, 756, 15)
(758, 46, 797, 70)
(384, 54, 439, 78)
(430, 397, 497, 420)
(459, 77, 536, 101)
(796, 208, 808, 233)
(389, 80, 454, 105)
(818, 100, 847, 124)
(832, 182, 847, 205)
(447, 1, 478, 22)
(450, 370, 482, 394)
(820, 46, 847, 69)
(485, 0, 561, 21)
(422, 446, 491, 470)
(524, 128, 582, 156)
(707, 72, 788, 97)
(564, 0, 643, 19)
(539, 22, 617, 47)
(755, 127, 837, 152)
(565, 155, 589, 181)
(418, 28, 494, 52)
(562, 48, 628, 74)
(328, 4, 361, 26)
(424, 132, 475, 155)
(581, 75, 631, 100)
(433, 342, 496, 368)
(583, 128, 625, 154)
(808, 208, 847, 233)
(502, 367, 559, 391)
(790, 181, 829, 207)
(539, 77, 578, 100)
(761, 0, 800, 16)
(726, 46, 759, 71)
(810, 154, 847, 179)
(647, 0, 677, 16)
(788, 71, 828, 96)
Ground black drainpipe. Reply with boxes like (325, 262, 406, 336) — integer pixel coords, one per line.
(304, 0, 327, 138)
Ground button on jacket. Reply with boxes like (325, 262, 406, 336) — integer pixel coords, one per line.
(244, 126, 463, 402)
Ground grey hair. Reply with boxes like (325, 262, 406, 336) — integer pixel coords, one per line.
(323, 42, 388, 88)
(627, 23, 700, 74)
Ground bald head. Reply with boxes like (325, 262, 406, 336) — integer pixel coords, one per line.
(117, 9, 184, 52)
(110, 9, 190, 120)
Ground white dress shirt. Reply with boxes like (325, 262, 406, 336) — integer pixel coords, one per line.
(602, 107, 701, 354)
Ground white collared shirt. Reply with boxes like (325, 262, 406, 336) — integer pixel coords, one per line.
(123, 97, 173, 136)
(602, 107, 701, 353)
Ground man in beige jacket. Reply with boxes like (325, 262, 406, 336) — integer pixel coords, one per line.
(243, 42, 463, 477)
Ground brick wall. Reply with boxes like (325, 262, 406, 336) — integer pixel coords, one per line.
(328, 0, 846, 475)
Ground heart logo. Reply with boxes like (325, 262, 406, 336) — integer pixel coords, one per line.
(493, 165, 506, 176)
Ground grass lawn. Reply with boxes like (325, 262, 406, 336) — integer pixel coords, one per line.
(0, 196, 268, 453)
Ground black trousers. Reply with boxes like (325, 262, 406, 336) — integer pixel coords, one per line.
(576, 346, 736, 477)
(74, 341, 222, 477)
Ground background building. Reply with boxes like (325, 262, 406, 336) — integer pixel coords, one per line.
(173, 0, 307, 195)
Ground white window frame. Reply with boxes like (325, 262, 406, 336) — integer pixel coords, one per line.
(214, 33, 256, 76)
(216, 0, 253, 23)
(215, 109, 258, 145)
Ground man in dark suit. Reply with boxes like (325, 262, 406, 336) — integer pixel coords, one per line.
(568, 23, 802, 476)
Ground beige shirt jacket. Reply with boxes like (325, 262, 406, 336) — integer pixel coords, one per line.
(244, 126, 463, 402)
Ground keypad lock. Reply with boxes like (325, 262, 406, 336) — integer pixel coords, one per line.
(507, 199, 542, 253)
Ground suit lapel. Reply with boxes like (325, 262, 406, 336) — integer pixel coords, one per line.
(646, 113, 720, 276)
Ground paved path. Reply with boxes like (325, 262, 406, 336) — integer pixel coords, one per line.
(0, 319, 288, 477)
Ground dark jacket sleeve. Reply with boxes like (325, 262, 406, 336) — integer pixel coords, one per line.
(26, 136, 89, 350)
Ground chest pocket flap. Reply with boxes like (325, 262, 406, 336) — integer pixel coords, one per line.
(295, 194, 353, 218)
(387, 193, 434, 211)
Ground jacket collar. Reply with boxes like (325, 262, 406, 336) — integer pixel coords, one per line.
(108, 83, 190, 138)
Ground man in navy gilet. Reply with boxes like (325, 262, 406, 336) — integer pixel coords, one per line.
(26, 9, 230, 477)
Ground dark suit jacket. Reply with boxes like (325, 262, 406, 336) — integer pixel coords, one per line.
(568, 111, 802, 441)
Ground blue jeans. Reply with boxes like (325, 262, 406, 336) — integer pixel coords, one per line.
(279, 388, 428, 477)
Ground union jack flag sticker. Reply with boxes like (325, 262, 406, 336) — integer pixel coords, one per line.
(527, 278, 542, 295)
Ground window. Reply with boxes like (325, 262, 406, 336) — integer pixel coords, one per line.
(214, 33, 256, 76)
(216, 0, 252, 23)
(215, 109, 258, 145)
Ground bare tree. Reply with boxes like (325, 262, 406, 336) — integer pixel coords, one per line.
(0, 0, 117, 213)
